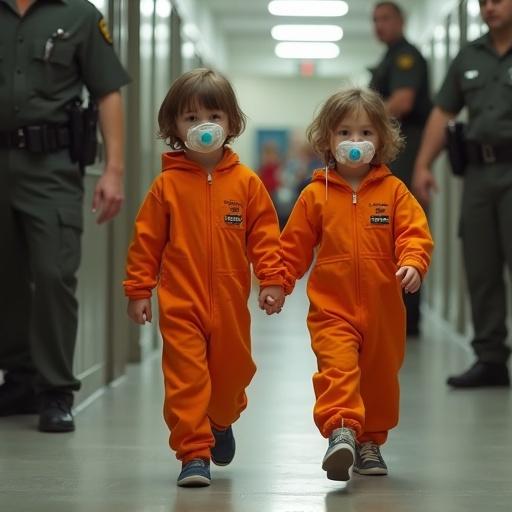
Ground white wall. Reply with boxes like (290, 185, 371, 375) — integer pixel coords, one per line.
(173, 0, 228, 70)
(230, 75, 368, 169)
(407, 0, 460, 44)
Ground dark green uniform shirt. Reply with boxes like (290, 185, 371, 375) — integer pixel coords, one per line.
(370, 37, 432, 126)
(0, 0, 130, 130)
(436, 33, 512, 144)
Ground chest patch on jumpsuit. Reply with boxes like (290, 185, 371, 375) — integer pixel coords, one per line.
(223, 199, 244, 226)
(369, 202, 390, 224)
(370, 215, 390, 224)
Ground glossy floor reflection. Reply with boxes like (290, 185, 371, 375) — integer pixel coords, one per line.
(1, 282, 511, 511)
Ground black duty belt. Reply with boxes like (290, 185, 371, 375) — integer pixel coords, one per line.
(0, 124, 71, 153)
(466, 141, 512, 165)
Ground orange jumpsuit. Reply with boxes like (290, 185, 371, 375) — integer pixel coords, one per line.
(281, 165, 433, 445)
(124, 148, 284, 462)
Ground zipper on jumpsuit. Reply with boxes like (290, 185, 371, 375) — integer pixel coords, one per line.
(207, 172, 214, 325)
(352, 190, 361, 306)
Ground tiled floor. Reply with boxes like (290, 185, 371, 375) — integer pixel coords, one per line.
(1, 283, 511, 511)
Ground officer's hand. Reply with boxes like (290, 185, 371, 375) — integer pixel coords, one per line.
(412, 165, 438, 207)
(92, 170, 125, 224)
(127, 298, 152, 325)
(396, 266, 421, 294)
(258, 286, 285, 315)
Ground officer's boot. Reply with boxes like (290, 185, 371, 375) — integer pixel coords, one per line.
(447, 361, 510, 388)
(38, 391, 75, 433)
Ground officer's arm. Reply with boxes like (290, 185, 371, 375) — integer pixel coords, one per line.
(385, 87, 415, 118)
(415, 107, 456, 168)
(98, 91, 124, 176)
(412, 107, 457, 205)
(92, 91, 125, 224)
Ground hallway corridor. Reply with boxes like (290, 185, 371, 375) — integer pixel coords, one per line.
(1, 283, 511, 512)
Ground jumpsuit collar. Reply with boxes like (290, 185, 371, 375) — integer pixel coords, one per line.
(312, 164, 392, 201)
(161, 146, 240, 175)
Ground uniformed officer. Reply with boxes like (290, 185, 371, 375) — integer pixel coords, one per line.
(370, 1, 432, 337)
(413, 0, 512, 388)
(0, 0, 130, 430)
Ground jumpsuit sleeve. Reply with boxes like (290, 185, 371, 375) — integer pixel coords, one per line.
(124, 178, 169, 299)
(280, 193, 319, 295)
(246, 176, 285, 289)
(393, 186, 434, 278)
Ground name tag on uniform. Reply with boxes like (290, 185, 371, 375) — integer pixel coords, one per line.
(464, 70, 479, 80)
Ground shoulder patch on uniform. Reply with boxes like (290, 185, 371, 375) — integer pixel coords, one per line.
(98, 17, 113, 45)
(396, 53, 415, 70)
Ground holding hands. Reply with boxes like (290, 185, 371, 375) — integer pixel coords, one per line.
(258, 286, 285, 315)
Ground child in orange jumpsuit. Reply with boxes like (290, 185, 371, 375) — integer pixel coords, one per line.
(281, 88, 433, 482)
(124, 69, 285, 487)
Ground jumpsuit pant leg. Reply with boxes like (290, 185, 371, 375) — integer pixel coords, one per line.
(159, 269, 257, 462)
(358, 271, 407, 445)
(461, 165, 511, 364)
(309, 316, 365, 439)
(161, 312, 213, 463)
(207, 300, 256, 430)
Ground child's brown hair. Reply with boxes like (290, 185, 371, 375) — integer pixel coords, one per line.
(158, 68, 247, 148)
(307, 87, 404, 165)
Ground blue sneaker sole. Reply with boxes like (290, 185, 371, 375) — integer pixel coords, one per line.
(353, 465, 388, 476)
(177, 475, 211, 487)
(322, 444, 354, 481)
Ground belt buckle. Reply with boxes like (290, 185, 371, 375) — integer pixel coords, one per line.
(481, 144, 496, 164)
(16, 128, 26, 149)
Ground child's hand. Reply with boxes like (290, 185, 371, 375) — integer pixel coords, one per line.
(396, 266, 421, 294)
(127, 298, 152, 325)
(258, 286, 285, 315)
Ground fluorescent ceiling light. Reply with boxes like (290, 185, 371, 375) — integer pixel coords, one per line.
(268, 1, 348, 17)
(275, 42, 340, 59)
(271, 24, 343, 41)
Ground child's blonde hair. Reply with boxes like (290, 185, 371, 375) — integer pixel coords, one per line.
(158, 68, 247, 148)
(307, 87, 404, 166)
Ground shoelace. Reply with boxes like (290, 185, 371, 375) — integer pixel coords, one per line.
(358, 443, 381, 463)
(331, 428, 354, 446)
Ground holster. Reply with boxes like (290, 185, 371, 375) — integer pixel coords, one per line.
(67, 97, 99, 174)
(445, 121, 467, 177)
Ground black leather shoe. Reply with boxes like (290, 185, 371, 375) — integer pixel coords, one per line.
(38, 392, 75, 432)
(447, 362, 510, 388)
(0, 380, 38, 416)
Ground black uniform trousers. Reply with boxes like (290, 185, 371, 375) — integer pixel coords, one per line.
(0, 148, 83, 392)
(460, 162, 512, 364)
